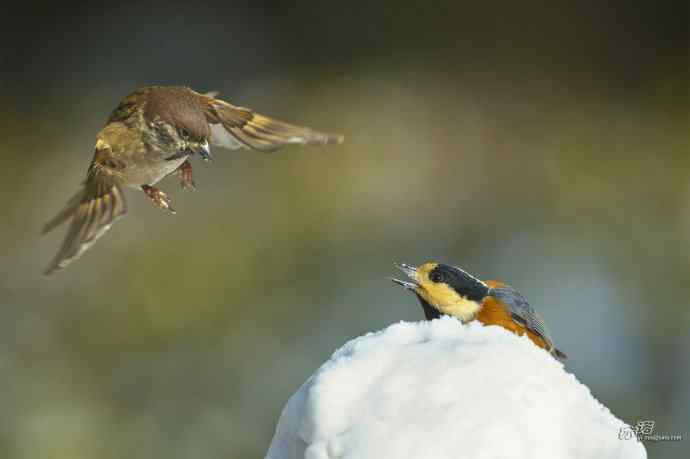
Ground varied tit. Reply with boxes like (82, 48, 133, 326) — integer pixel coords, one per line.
(393, 262, 567, 361)
(43, 85, 343, 274)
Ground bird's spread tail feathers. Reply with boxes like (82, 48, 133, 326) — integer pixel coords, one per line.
(43, 171, 126, 275)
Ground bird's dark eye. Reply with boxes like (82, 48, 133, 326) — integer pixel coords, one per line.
(430, 271, 445, 283)
(180, 128, 190, 139)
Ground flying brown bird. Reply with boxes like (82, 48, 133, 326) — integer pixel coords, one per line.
(43, 86, 343, 274)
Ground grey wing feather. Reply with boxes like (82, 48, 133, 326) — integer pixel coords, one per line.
(490, 286, 555, 349)
(209, 122, 244, 150)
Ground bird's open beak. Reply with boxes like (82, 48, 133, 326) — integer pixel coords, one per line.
(391, 262, 420, 290)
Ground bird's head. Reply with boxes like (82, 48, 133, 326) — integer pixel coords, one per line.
(393, 262, 490, 322)
(143, 86, 212, 159)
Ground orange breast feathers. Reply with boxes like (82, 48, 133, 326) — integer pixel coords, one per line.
(475, 280, 550, 351)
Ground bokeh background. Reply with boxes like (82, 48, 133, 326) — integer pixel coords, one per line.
(1, 1, 688, 458)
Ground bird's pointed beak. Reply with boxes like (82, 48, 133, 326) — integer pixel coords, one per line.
(391, 262, 420, 290)
(198, 140, 212, 161)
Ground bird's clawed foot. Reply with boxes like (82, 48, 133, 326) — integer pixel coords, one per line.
(178, 160, 196, 190)
(142, 185, 176, 214)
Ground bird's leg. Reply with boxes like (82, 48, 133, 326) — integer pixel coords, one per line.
(177, 160, 196, 190)
(141, 185, 176, 214)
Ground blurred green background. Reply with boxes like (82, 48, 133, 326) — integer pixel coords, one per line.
(1, 1, 688, 458)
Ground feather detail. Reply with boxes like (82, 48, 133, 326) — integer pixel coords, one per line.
(43, 166, 126, 275)
(202, 96, 343, 151)
(486, 285, 567, 361)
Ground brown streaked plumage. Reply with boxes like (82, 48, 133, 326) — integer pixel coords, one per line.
(43, 85, 343, 274)
(392, 262, 567, 361)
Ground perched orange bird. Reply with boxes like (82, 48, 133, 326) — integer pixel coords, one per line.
(392, 262, 567, 361)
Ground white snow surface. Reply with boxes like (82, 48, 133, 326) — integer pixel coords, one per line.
(266, 317, 646, 459)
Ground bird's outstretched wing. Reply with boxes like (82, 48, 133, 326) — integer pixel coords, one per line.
(43, 163, 126, 275)
(490, 286, 567, 361)
(199, 93, 344, 151)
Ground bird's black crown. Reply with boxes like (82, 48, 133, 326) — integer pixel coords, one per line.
(429, 264, 489, 302)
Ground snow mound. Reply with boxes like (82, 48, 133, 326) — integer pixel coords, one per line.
(266, 317, 646, 459)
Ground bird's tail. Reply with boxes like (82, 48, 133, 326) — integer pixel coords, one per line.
(552, 347, 567, 362)
(204, 96, 344, 151)
(43, 171, 127, 275)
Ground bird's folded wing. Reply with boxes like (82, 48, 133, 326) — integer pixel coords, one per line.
(491, 287, 555, 346)
(201, 96, 343, 152)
